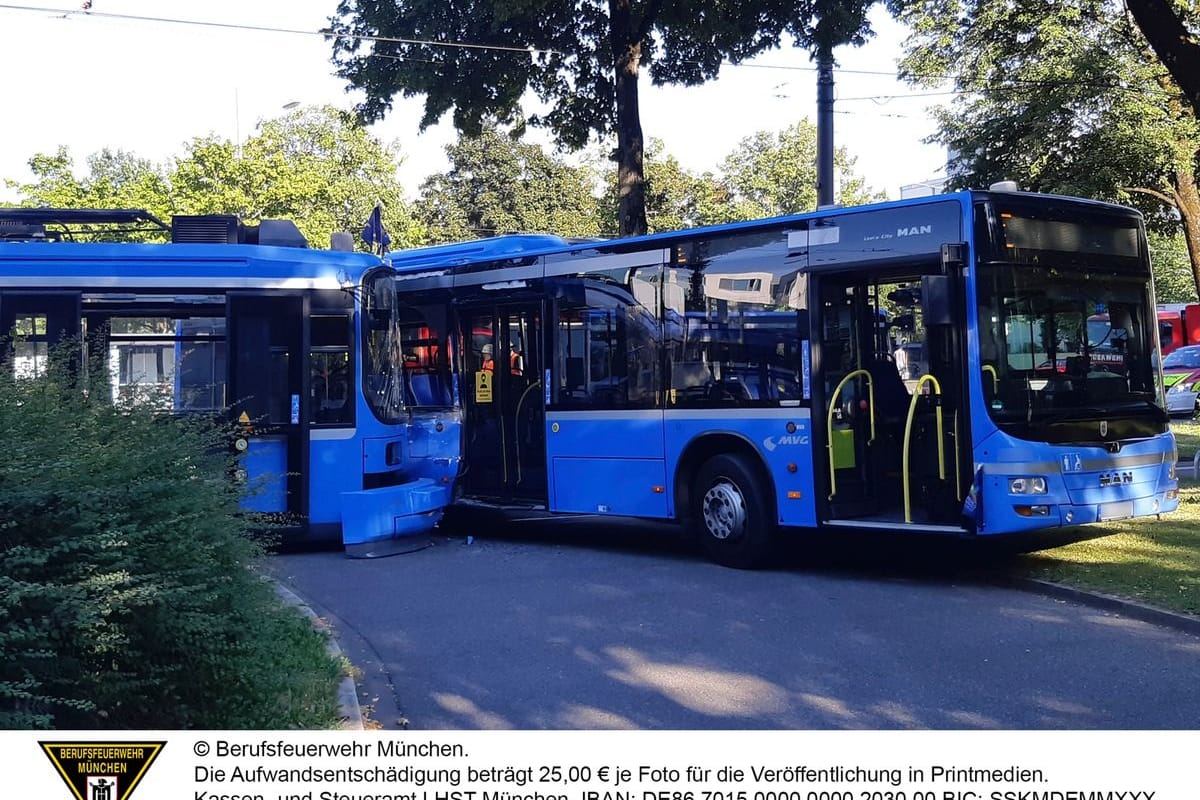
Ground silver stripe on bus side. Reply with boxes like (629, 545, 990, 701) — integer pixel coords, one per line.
(544, 407, 814, 422)
(542, 248, 671, 276)
(310, 427, 358, 441)
(546, 409, 662, 422)
(0, 276, 346, 290)
(665, 407, 812, 420)
(452, 263, 543, 287)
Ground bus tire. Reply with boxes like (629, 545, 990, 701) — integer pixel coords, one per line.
(691, 453, 775, 569)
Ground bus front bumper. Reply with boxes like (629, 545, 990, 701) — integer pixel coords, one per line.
(340, 478, 451, 558)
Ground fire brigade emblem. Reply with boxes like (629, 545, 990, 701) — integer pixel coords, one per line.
(40, 742, 165, 800)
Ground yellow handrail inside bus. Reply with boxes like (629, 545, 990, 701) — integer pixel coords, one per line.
(903, 374, 945, 523)
(827, 369, 876, 500)
(982, 364, 999, 394)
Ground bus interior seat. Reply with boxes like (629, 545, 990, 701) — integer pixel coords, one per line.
(408, 371, 452, 406)
(672, 362, 711, 390)
(866, 357, 911, 425)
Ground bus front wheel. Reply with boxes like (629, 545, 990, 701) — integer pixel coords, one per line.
(691, 453, 775, 569)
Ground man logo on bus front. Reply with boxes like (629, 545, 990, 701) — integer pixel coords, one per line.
(1099, 420, 1108, 437)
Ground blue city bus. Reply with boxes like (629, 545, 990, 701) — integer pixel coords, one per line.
(373, 190, 1178, 567)
(0, 208, 449, 555)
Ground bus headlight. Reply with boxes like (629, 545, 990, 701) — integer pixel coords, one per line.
(1009, 476, 1048, 495)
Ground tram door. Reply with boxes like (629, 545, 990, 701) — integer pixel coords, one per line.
(227, 293, 308, 518)
(459, 304, 546, 503)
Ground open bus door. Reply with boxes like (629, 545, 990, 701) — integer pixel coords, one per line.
(816, 264, 970, 531)
(458, 303, 547, 504)
(227, 292, 309, 521)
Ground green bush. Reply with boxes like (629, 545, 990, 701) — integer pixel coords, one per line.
(0, 354, 341, 729)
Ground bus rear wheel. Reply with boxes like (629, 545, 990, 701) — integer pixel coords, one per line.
(691, 453, 775, 569)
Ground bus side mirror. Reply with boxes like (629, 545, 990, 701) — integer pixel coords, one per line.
(922, 275, 953, 326)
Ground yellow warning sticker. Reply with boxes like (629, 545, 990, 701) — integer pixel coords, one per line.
(475, 370, 493, 403)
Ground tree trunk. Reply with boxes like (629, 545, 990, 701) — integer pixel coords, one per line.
(1125, 0, 1200, 120)
(609, 0, 648, 237)
(1173, 169, 1200, 299)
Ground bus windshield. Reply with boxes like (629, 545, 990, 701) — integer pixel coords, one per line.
(362, 271, 405, 423)
(976, 262, 1164, 433)
(362, 270, 454, 421)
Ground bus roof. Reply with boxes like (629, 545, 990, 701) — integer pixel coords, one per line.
(0, 240, 385, 291)
(386, 190, 1142, 269)
(385, 234, 575, 274)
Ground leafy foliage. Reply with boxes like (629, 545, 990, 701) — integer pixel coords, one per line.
(895, 0, 1200, 294)
(4, 148, 173, 242)
(0, 352, 340, 729)
(595, 121, 885, 232)
(416, 128, 601, 242)
(594, 140, 730, 234)
(1123, 0, 1200, 121)
(7, 106, 421, 250)
(1150, 231, 1199, 304)
(717, 120, 886, 218)
(327, 0, 779, 146)
(326, 0, 880, 235)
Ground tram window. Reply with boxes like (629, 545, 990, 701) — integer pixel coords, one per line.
(105, 315, 226, 411)
(11, 314, 49, 378)
(310, 314, 352, 425)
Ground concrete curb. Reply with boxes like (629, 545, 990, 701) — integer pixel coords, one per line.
(1004, 576, 1200, 637)
(274, 582, 365, 730)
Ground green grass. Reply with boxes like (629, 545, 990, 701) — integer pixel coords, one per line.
(1016, 480, 1200, 616)
(1172, 418, 1200, 460)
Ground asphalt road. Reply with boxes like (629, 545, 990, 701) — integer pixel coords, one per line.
(270, 518, 1200, 730)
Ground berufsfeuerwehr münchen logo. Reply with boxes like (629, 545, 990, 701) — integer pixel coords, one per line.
(40, 741, 165, 800)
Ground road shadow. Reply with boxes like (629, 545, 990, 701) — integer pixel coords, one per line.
(434, 506, 1082, 588)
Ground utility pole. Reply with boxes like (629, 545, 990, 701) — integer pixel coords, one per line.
(816, 39, 835, 208)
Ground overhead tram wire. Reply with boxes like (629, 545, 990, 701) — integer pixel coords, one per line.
(0, 2, 952, 80)
(0, 3, 1179, 102)
(0, 3, 542, 54)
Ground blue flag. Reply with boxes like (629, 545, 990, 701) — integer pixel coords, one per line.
(361, 204, 391, 253)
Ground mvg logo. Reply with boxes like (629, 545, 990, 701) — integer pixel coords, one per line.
(763, 434, 809, 452)
(897, 224, 933, 237)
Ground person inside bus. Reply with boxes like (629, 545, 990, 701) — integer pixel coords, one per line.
(509, 343, 523, 376)
(481, 343, 495, 372)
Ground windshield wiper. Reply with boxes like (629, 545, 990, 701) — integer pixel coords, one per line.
(1112, 397, 1169, 423)
(1036, 400, 1166, 427)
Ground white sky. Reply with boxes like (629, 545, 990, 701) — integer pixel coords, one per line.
(0, 1, 950, 204)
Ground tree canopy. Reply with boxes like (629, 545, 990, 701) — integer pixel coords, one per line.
(717, 119, 885, 218)
(8, 106, 420, 250)
(327, 0, 881, 237)
(592, 119, 884, 232)
(416, 128, 601, 242)
(7, 112, 887, 250)
(1123, 0, 1200, 120)
(896, 0, 1200, 294)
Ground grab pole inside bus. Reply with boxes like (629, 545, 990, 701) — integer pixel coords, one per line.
(902, 374, 945, 523)
(826, 368, 876, 500)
